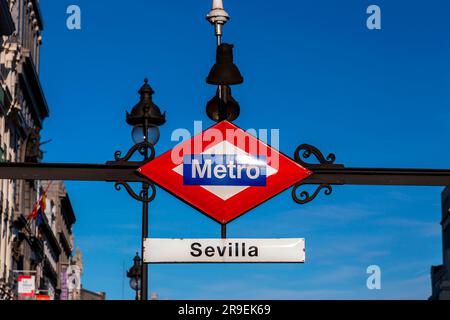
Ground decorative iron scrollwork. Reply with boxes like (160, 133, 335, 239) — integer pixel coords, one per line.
(294, 144, 342, 168)
(115, 181, 156, 203)
(292, 183, 333, 205)
(114, 141, 156, 164)
(111, 141, 157, 203)
(291, 143, 342, 205)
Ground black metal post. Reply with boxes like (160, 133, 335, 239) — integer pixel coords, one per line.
(4, 162, 450, 187)
(218, 86, 228, 239)
(221, 224, 227, 239)
(141, 109, 150, 301)
(218, 85, 227, 121)
(141, 185, 149, 301)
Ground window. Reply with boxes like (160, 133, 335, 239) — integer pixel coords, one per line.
(0, 145, 5, 163)
(17, 0, 22, 38)
(0, 65, 8, 84)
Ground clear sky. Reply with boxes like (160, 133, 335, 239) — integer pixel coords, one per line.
(38, 0, 450, 299)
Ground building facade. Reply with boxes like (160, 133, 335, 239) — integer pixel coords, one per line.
(0, 0, 97, 300)
(430, 187, 450, 300)
(80, 288, 106, 300)
(0, 0, 47, 300)
(39, 181, 77, 300)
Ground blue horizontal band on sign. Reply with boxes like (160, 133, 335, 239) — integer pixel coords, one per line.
(183, 154, 267, 186)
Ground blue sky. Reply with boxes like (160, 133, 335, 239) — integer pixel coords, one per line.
(38, 0, 450, 299)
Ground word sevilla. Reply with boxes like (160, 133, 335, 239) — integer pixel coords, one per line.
(190, 242, 259, 257)
(183, 154, 267, 186)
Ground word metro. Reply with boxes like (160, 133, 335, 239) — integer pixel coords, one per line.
(143, 239, 305, 264)
(183, 154, 267, 186)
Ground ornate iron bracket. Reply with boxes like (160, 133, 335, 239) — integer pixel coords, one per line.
(113, 141, 156, 165)
(292, 183, 333, 205)
(114, 180, 156, 203)
(292, 144, 343, 205)
(294, 144, 344, 169)
(111, 142, 157, 203)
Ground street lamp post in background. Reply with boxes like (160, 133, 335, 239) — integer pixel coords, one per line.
(127, 253, 142, 300)
(115, 79, 166, 300)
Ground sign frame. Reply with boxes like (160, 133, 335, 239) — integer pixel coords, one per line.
(143, 238, 306, 264)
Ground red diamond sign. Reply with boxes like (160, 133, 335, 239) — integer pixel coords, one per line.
(138, 121, 312, 224)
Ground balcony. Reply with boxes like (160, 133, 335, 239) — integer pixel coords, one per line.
(19, 56, 50, 128)
(30, 0, 44, 31)
(0, 53, 13, 116)
(39, 211, 61, 259)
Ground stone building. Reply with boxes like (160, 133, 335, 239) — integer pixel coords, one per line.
(0, 0, 48, 300)
(1, 1, 104, 300)
(9, 179, 83, 300)
(38, 181, 104, 300)
(430, 187, 450, 300)
(39, 181, 77, 300)
(0, 0, 105, 300)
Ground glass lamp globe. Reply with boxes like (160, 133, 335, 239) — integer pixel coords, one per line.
(129, 278, 141, 291)
(132, 125, 160, 145)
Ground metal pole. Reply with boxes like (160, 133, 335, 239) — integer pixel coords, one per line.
(141, 187, 149, 301)
(140, 109, 150, 301)
(217, 84, 228, 239)
(216, 24, 222, 46)
(216, 22, 227, 124)
(221, 224, 227, 239)
(4, 163, 450, 186)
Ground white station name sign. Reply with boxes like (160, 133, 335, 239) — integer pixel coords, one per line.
(143, 238, 305, 264)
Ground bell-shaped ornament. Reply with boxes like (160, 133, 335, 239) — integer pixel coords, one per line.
(206, 44, 244, 85)
(206, 86, 240, 122)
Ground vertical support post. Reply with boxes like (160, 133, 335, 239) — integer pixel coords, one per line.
(217, 85, 227, 121)
(221, 224, 227, 239)
(216, 24, 222, 46)
(218, 85, 227, 240)
(141, 107, 150, 301)
(216, 21, 226, 123)
(141, 187, 149, 301)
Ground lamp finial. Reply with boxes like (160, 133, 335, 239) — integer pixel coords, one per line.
(206, 0, 230, 45)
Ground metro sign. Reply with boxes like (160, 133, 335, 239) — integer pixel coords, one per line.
(18, 275, 35, 297)
(138, 121, 312, 224)
(183, 154, 267, 187)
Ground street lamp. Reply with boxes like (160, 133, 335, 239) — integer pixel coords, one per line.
(205, 1, 244, 124)
(205, 0, 244, 238)
(206, 43, 243, 86)
(123, 78, 166, 300)
(205, 44, 244, 124)
(127, 253, 141, 300)
(131, 125, 160, 146)
(126, 78, 166, 145)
